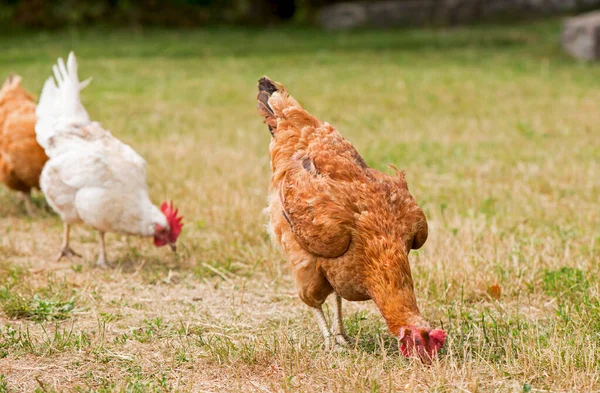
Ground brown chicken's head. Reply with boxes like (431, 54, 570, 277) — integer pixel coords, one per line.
(398, 325, 446, 363)
(154, 201, 184, 251)
(358, 180, 443, 362)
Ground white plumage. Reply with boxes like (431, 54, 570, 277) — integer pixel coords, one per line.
(36, 52, 179, 267)
(35, 52, 91, 150)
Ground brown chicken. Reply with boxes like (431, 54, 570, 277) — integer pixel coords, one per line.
(257, 77, 446, 361)
(0, 74, 48, 214)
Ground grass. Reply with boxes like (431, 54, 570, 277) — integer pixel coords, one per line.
(0, 19, 599, 392)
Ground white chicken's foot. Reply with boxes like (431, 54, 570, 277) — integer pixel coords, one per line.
(332, 294, 354, 347)
(56, 246, 81, 262)
(96, 257, 110, 269)
(56, 224, 81, 262)
(96, 231, 111, 269)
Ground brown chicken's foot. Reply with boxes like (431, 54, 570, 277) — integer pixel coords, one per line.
(311, 306, 342, 350)
(326, 335, 353, 352)
(17, 192, 35, 216)
(24, 197, 35, 216)
(333, 334, 354, 347)
(331, 294, 354, 347)
(317, 333, 329, 349)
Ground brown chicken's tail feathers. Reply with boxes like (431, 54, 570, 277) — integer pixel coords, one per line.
(0, 74, 29, 102)
(1, 74, 21, 91)
(0, 74, 35, 108)
(257, 76, 322, 137)
(257, 76, 285, 136)
(258, 76, 280, 97)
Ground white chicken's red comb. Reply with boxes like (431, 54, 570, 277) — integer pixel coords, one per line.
(160, 201, 183, 242)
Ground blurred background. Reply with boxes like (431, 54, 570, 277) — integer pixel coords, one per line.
(1, 0, 600, 29)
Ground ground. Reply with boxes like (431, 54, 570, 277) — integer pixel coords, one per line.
(0, 20, 599, 392)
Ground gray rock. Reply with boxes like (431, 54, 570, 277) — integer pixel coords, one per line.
(319, 3, 369, 31)
(319, 0, 600, 31)
(562, 11, 600, 61)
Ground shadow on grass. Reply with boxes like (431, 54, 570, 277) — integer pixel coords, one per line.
(343, 310, 400, 356)
(111, 248, 187, 284)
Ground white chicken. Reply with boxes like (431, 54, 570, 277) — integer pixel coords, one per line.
(35, 52, 183, 267)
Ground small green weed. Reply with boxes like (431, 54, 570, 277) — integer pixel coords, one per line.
(0, 374, 9, 393)
(543, 267, 589, 297)
(2, 294, 75, 321)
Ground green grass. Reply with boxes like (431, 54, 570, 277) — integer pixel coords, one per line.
(0, 19, 599, 392)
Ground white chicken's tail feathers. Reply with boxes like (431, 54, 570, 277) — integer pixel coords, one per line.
(35, 51, 92, 150)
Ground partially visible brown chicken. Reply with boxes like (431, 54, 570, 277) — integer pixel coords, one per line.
(0, 74, 48, 214)
(257, 77, 446, 361)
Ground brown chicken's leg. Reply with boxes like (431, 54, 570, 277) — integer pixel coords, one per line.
(23, 194, 34, 216)
(56, 223, 81, 262)
(331, 294, 353, 346)
(96, 231, 110, 269)
(285, 246, 339, 349)
(17, 191, 35, 215)
(311, 306, 333, 348)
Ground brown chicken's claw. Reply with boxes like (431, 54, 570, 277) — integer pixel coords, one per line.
(334, 333, 354, 347)
(326, 336, 354, 353)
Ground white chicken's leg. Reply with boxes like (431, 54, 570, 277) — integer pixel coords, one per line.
(96, 231, 109, 269)
(332, 294, 353, 346)
(312, 306, 334, 349)
(56, 223, 81, 262)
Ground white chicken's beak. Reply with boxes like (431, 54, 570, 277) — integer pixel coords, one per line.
(169, 242, 177, 252)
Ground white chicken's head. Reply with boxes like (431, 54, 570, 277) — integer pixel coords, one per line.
(153, 201, 184, 251)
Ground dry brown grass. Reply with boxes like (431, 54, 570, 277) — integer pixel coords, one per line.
(0, 21, 599, 392)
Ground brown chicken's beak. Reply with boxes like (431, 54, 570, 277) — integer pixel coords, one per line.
(169, 243, 177, 252)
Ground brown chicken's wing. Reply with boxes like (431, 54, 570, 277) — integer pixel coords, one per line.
(279, 154, 361, 259)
